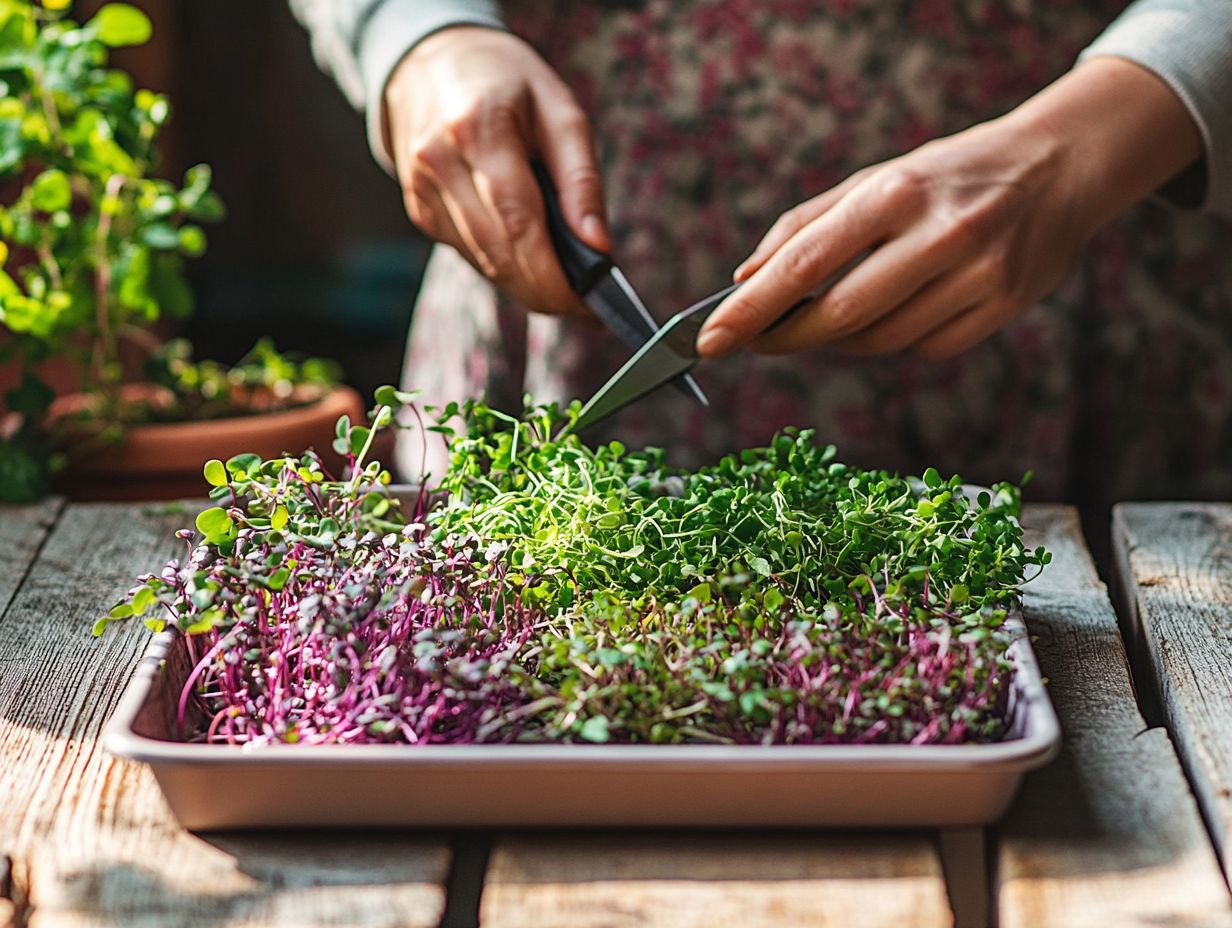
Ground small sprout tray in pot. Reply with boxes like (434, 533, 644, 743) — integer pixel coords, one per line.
(103, 398, 1060, 830)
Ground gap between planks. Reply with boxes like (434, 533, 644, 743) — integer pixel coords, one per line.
(0, 501, 450, 928)
(1113, 502, 1232, 885)
(997, 504, 1232, 928)
(0, 497, 64, 622)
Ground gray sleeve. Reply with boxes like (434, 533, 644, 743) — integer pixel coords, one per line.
(1078, 0, 1232, 219)
(288, 0, 505, 173)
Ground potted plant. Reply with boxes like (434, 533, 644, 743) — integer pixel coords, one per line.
(0, 0, 360, 502)
(100, 390, 1051, 749)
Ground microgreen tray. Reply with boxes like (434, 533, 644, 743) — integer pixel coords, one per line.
(104, 609, 1058, 830)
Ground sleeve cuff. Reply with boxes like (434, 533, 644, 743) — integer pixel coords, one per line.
(356, 0, 505, 174)
(1078, 0, 1232, 219)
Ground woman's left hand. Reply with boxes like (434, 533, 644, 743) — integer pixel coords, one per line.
(696, 57, 1201, 361)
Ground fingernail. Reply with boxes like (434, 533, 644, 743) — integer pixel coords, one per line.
(732, 261, 749, 282)
(581, 214, 607, 248)
(696, 324, 737, 359)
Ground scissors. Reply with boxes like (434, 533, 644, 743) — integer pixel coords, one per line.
(569, 252, 864, 433)
(534, 163, 708, 408)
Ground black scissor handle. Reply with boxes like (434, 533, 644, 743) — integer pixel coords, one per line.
(532, 160, 610, 295)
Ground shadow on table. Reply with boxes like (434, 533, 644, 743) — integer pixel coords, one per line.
(48, 831, 452, 927)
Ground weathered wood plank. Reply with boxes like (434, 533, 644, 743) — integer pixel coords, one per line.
(997, 505, 1232, 927)
(0, 502, 449, 928)
(0, 497, 64, 617)
(0, 498, 64, 924)
(1113, 502, 1232, 881)
(481, 832, 952, 928)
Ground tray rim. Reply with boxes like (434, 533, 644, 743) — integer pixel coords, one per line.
(104, 613, 1060, 774)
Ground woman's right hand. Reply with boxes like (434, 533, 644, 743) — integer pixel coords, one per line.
(384, 26, 609, 318)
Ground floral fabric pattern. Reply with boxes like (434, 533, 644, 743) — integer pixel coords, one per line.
(401, 0, 1232, 511)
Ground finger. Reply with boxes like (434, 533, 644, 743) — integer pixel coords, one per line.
(913, 298, 1017, 360)
(468, 145, 589, 318)
(532, 85, 610, 252)
(824, 263, 991, 356)
(402, 173, 481, 268)
(734, 172, 866, 282)
(435, 160, 581, 316)
(750, 227, 966, 354)
(697, 196, 888, 358)
(411, 140, 511, 275)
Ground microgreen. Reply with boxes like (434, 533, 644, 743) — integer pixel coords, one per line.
(100, 392, 1048, 747)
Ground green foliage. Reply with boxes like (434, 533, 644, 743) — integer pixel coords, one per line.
(99, 391, 1049, 746)
(0, 0, 219, 388)
(138, 337, 340, 424)
(0, 2, 336, 498)
(429, 398, 1049, 618)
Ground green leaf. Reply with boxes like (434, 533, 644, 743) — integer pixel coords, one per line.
(348, 426, 371, 456)
(92, 617, 109, 637)
(271, 505, 288, 532)
(182, 164, 212, 198)
(373, 385, 417, 408)
(177, 224, 206, 256)
(922, 467, 943, 490)
(29, 169, 71, 211)
(185, 190, 225, 222)
(578, 716, 610, 743)
(687, 581, 711, 604)
(139, 222, 180, 250)
(203, 459, 227, 487)
(131, 586, 155, 613)
(108, 602, 133, 619)
(89, 3, 153, 46)
(149, 252, 194, 318)
(267, 567, 290, 591)
(225, 452, 260, 476)
(195, 507, 234, 541)
(763, 587, 785, 612)
(183, 607, 224, 635)
(747, 555, 771, 577)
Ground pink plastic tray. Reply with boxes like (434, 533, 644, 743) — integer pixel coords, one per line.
(105, 611, 1058, 831)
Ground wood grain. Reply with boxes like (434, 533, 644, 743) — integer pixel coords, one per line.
(0, 497, 63, 617)
(997, 505, 1232, 927)
(481, 832, 952, 928)
(1113, 502, 1232, 881)
(0, 502, 449, 928)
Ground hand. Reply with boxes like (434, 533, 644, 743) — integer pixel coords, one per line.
(384, 27, 609, 318)
(698, 58, 1201, 360)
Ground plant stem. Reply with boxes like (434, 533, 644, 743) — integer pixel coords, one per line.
(90, 173, 127, 402)
(36, 235, 63, 292)
(348, 404, 390, 494)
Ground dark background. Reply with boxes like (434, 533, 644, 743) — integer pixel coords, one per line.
(111, 0, 429, 400)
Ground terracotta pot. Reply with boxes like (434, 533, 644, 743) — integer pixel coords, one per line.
(51, 385, 366, 501)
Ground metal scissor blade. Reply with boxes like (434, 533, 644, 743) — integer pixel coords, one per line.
(573, 316, 700, 433)
(585, 269, 709, 407)
(585, 270, 655, 348)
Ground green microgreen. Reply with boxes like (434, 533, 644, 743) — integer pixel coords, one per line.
(98, 391, 1048, 747)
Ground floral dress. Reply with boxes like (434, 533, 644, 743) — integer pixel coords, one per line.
(400, 0, 1232, 511)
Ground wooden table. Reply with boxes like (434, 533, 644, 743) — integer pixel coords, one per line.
(1, 499, 1230, 927)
